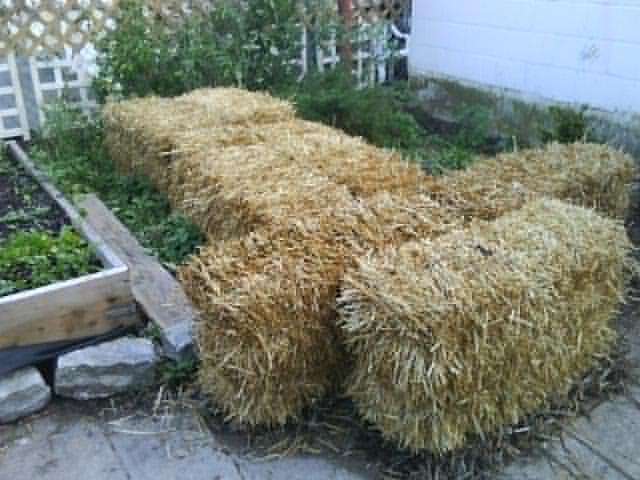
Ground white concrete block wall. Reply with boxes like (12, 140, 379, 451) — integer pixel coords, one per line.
(409, 0, 640, 112)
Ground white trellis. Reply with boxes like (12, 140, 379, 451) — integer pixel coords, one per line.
(0, 54, 30, 140)
(313, 22, 409, 87)
(29, 49, 96, 125)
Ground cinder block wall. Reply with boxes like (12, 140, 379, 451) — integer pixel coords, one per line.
(409, 1, 640, 112)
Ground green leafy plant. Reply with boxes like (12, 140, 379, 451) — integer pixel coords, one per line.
(0, 227, 99, 295)
(95, 0, 315, 100)
(30, 102, 204, 267)
(290, 68, 427, 150)
(158, 353, 199, 388)
(287, 69, 489, 173)
(453, 103, 494, 150)
(540, 105, 591, 143)
(142, 322, 163, 344)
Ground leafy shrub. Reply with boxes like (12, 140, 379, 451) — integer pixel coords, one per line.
(288, 69, 488, 172)
(290, 68, 427, 150)
(0, 227, 98, 295)
(453, 103, 494, 150)
(95, 0, 312, 100)
(158, 352, 199, 388)
(540, 105, 592, 143)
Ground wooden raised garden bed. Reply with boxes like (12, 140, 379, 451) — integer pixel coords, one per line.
(0, 141, 140, 371)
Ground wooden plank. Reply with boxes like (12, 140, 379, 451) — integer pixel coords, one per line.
(78, 194, 194, 358)
(7, 141, 123, 269)
(0, 267, 139, 349)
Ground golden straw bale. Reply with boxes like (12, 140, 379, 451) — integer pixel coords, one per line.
(167, 144, 360, 239)
(103, 88, 294, 192)
(441, 142, 635, 220)
(360, 192, 463, 245)
(178, 220, 373, 426)
(171, 119, 427, 199)
(177, 87, 295, 125)
(281, 128, 426, 197)
(103, 96, 199, 191)
(339, 199, 631, 453)
(237, 120, 426, 197)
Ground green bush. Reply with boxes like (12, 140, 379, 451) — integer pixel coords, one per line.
(290, 68, 427, 150)
(95, 0, 312, 100)
(288, 69, 485, 172)
(540, 105, 592, 144)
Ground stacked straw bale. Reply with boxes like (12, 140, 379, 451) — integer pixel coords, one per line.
(180, 231, 344, 426)
(257, 122, 427, 197)
(339, 199, 632, 453)
(105, 100, 427, 211)
(168, 143, 361, 239)
(178, 214, 384, 425)
(439, 142, 634, 220)
(103, 88, 295, 194)
(104, 88, 635, 432)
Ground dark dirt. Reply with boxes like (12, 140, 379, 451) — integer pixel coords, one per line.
(0, 151, 69, 240)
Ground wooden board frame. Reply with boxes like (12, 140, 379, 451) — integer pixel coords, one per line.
(0, 141, 140, 350)
(78, 194, 194, 359)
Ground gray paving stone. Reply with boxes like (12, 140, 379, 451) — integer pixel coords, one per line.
(55, 337, 157, 400)
(499, 387, 640, 480)
(0, 403, 371, 480)
(105, 415, 243, 480)
(238, 456, 369, 480)
(0, 366, 50, 423)
(0, 416, 129, 480)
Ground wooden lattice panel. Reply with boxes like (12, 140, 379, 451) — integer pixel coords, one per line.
(0, 1, 116, 56)
(0, 1, 410, 55)
(0, 53, 30, 139)
(0, 1, 217, 56)
(352, 0, 410, 23)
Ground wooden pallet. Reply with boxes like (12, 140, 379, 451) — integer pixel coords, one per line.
(0, 142, 140, 350)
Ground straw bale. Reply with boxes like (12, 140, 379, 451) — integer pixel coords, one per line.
(360, 192, 463, 245)
(168, 119, 427, 200)
(177, 87, 295, 125)
(178, 221, 369, 426)
(256, 121, 427, 197)
(339, 199, 632, 453)
(103, 96, 198, 191)
(441, 142, 635, 220)
(167, 144, 363, 239)
(103, 88, 294, 192)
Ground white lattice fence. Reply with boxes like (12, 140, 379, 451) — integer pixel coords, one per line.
(30, 49, 96, 125)
(0, 54, 30, 140)
(314, 21, 410, 86)
(0, 2, 410, 140)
